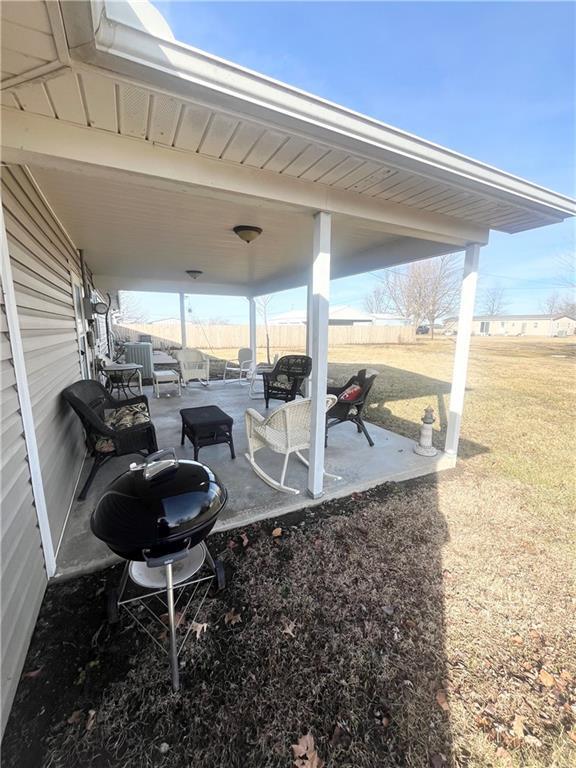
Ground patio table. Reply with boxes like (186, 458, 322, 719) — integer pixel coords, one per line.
(102, 362, 143, 399)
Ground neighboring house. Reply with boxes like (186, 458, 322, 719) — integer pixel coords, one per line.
(271, 306, 410, 326)
(271, 305, 374, 325)
(370, 313, 411, 327)
(0, 0, 574, 736)
(444, 314, 576, 337)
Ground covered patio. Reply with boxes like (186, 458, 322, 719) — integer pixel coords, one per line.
(2, 0, 572, 584)
(56, 377, 456, 578)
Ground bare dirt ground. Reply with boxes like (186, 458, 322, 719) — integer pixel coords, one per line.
(2, 337, 575, 767)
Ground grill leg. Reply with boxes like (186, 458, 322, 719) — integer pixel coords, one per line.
(165, 563, 180, 692)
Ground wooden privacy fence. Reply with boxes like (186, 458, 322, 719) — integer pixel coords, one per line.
(116, 321, 415, 349)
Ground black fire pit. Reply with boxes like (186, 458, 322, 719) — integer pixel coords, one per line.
(91, 449, 227, 690)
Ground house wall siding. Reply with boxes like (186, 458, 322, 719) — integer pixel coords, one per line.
(1, 165, 86, 546)
(0, 274, 48, 735)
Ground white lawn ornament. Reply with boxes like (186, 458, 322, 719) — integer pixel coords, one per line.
(414, 405, 438, 456)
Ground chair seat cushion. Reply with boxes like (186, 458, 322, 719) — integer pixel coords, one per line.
(105, 402, 150, 429)
(338, 384, 362, 402)
(270, 378, 293, 391)
(94, 403, 151, 453)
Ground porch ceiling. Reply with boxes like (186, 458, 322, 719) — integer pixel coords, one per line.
(30, 164, 450, 297)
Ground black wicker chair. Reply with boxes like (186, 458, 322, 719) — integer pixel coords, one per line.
(62, 380, 158, 500)
(326, 369, 378, 447)
(262, 355, 312, 408)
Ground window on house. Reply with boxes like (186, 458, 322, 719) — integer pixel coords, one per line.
(533, 322, 538, 328)
(501, 321, 505, 327)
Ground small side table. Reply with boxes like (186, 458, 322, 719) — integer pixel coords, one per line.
(103, 363, 143, 399)
(180, 406, 235, 461)
(153, 369, 181, 398)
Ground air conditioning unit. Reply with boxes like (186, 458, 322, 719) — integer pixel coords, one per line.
(124, 342, 154, 381)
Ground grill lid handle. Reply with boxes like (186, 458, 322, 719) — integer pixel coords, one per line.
(143, 448, 179, 481)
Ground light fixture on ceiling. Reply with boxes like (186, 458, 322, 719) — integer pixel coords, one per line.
(186, 270, 203, 279)
(233, 225, 262, 244)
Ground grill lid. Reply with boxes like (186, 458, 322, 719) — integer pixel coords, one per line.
(91, 449, 227, 559)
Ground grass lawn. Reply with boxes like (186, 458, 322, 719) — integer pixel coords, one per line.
(3, 338, 574, 768)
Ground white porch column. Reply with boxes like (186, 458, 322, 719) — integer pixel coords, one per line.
(445, 243, 481, 456)
(307, 211, 331, 498)
(179, 292, 187, 349)
(248, 296, 257, 361)
(303, 278, 314, 396)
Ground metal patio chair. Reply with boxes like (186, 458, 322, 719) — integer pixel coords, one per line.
(62, 380, 158, 500)
(326, 369, 378, 447)
(261, 354, 312, 408)
(245, 396, 337, 494)
(223, 347, 253, 383)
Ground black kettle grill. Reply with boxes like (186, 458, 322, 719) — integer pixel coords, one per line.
(91, 449, 227, 690)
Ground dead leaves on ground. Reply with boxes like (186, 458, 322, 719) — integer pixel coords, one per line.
(272, 527, 282, 538)
(190, 621, 208, 640)
(435, 689, 450, 712)
(23, 667, 43, 679)
(224, 608, 242, 626)
(281, 618, 297, 638)
(538, 668, 555, 687)
(291, 733, 324, 768)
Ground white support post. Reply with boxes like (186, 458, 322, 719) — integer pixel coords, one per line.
(0, 206, 56, 577)
(179, 292, 187, 349)
(445, 243, 481, 456)
(248, 296, 257, 361)
(307, 211, 331, 498)
(304, 279, 314, 397)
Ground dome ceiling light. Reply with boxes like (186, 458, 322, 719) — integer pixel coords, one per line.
(233, 225, 262, 244)
(186, 270, 203, 279)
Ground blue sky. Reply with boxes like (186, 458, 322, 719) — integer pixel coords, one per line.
(138, 0, 575, 322)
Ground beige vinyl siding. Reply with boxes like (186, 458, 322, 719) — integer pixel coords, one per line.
(1, 165, 85, 546)
(0, 280, 48, 735)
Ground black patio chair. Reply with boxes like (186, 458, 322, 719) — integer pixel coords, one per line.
(326, 369, 378, 447)
(62, 380, 158, 500)
(262, 355, 312, 408)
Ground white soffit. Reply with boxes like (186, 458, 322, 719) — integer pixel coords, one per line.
(0, 0, 69, 89)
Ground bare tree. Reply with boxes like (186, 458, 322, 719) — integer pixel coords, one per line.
(557, 252, 576, 289)
(363, 284, 389, 314)
(558, 296, 576, 317)
(541, 290, 561, 315)
(480, 284, 508, 316)
(255, 295, 273, 363)
(383, 255, 461, 338)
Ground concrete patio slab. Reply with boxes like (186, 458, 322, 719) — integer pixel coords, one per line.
(55, 382, 455, 579)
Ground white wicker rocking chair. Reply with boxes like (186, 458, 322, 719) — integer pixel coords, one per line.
(244, 395, 338, 494)
(175, 348, 210, 387)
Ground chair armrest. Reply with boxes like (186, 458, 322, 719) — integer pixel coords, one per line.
(245, 408, 265, 425)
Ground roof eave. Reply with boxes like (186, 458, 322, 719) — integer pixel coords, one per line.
(62, 0, 575, 225)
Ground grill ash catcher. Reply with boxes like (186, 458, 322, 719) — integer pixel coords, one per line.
(91, 449, 227, 691)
